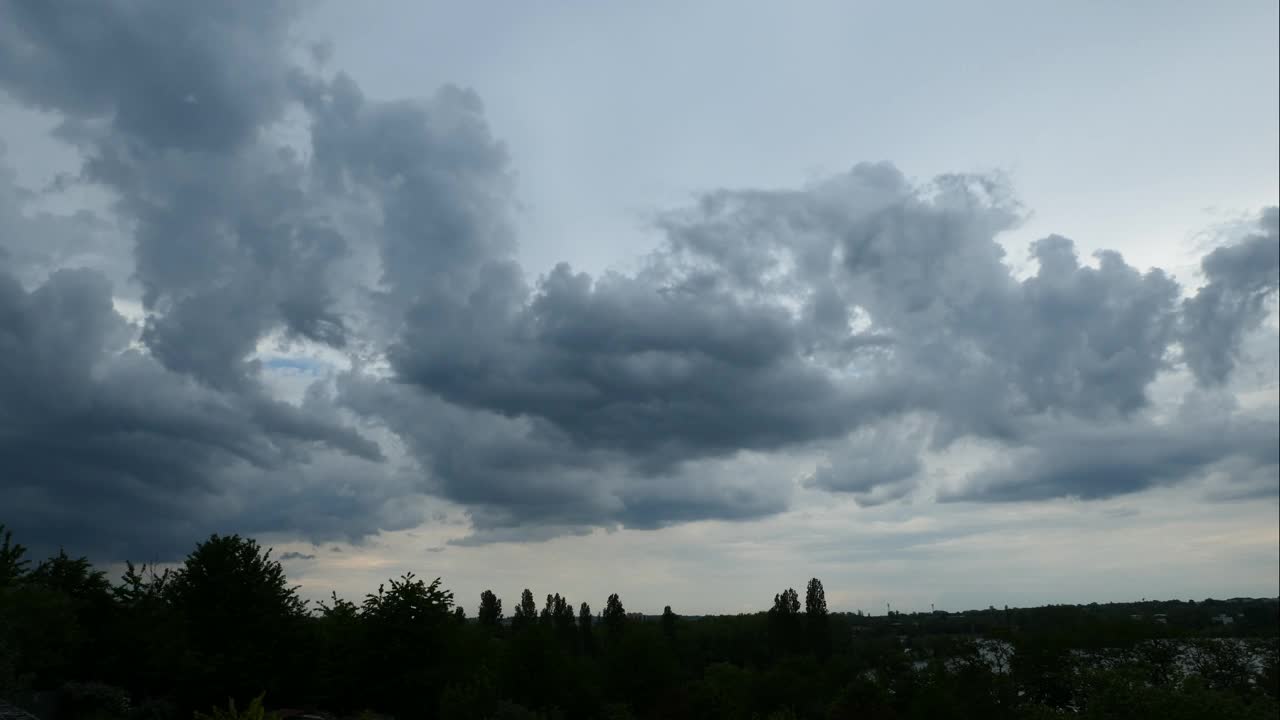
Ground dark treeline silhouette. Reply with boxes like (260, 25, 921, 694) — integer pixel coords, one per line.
(1, 525, 1277, 720)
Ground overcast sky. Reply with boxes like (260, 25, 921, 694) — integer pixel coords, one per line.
(1, 0, 1276, 615)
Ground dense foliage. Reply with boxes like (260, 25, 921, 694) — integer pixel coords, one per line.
(1, 524, 1276, 719)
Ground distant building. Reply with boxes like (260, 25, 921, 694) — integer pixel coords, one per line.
(1153, 614, 1168, 624)
(1212, 613, 1234, 625)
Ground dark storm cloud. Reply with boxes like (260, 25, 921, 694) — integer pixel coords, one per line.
(389, 262, 911, 461)
(0, 0, 402, 558)
(0, 267, 402, 560)
(1, 0, 354, 392)
(89, 116, 357, 390)
(0, 0, 297, 152)
(339, 374, 792, 540)
(0, 2, 1276, 555)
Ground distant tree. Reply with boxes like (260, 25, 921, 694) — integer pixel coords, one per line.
(478, 589, 504, 628)
(773, 587, 801, 616)
(0, 524, 29, 588)
(769, 587, 802, 653)
(114, 561, 171, 605)
(804, 579, 827, 616)
(454, 605, 467, 623)
(513, 588, 537, 630)
(661, 605, 678, 639)
(579, 601, 595, 650)
(603, 593, 627, 633)
(532, 592, 576, 651)
(362, 572, 454, 625)
(550, 593, 575, 644)
(805, 578, 830, 658)
(315, 590, 359, 621)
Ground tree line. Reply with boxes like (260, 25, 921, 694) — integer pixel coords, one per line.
(1, 525, 1277, 720)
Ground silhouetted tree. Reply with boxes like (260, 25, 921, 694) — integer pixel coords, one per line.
(579, 601, 595, 652)
(115, 561, 171, 605)
(166, 534, 309, 708)
(3, 524, 1279, 720)
(769, 587, 802, 653)
(662, 605, 678, 639)
(513, 588, 537, 630)
(0, 524, 29, 588)
(29, 548, 112, 603)
(804, 578, 826, 616)
(9, 547, 115, 685)
(361, 572, 457, 717)
(773, 587, 800, 616)
(545, 595, 572, 653)
(313, 591, 362, 710)
(805, 578, 830, 659)
(550, 593, 575, 637)
(362, 572, 454, 624)
(603, 593, 627, 634)
(110, 560, 179, 696)
(479, 589, 504, 629)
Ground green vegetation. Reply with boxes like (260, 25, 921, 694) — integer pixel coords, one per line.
(194, 694, 279, 720)
(0, 524, 1276, 719)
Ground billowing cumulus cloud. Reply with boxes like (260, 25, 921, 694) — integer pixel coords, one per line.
(1181, 207, 1280, 385)
(0, 265, 402, 559)
(0, 0, 1275, 559)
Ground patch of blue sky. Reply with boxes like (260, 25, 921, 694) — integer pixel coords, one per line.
(263, 356, 328, 374)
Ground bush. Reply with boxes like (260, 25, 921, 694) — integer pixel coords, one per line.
(193, 693, 279, 720)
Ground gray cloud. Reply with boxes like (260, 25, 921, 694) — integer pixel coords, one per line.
(279, 551, 316, 561)
(0, 156, 130, 288)
(1181, 206, 1280, 385)
(943, 401, 1279, 503)
(0, 1, 1275, 557)
(339, 374, 792, 541)
(0, 265, 406, 560)
(0, 0, 297, 153)
(804, 419, 927, 505)
(1, 0, 359, 395)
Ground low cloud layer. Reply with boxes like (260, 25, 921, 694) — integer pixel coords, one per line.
(0, 0, 1276, 559)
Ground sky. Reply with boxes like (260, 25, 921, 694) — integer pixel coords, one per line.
(0, 0, 1277, 616)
